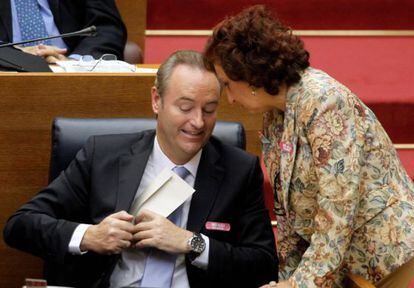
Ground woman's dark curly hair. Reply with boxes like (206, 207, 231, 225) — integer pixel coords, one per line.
(204, 5, 310, 95)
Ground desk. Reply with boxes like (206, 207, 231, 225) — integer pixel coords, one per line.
(0, 71, 262, 287)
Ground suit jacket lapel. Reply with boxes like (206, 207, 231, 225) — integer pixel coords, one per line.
(47, 0, 60, 26)
(187, 142, 224, 232)
(0, 0, 12, 41)
(279, 86, 300, 215)
(116, 131, 155, 212)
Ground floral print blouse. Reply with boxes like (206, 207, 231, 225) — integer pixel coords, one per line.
(262, 67, 414, 287)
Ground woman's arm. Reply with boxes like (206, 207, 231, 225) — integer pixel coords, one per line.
(290, 87, 363, 287)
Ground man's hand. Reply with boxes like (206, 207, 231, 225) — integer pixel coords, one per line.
(133, 209, 193, 254)
(16, 44, 67, 63)
(80, 211, 135, 255)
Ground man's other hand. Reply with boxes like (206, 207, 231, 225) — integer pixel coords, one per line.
(16, 44, 67, 63)
(80, 211, 135, 255)
(133, 209, 193, 254)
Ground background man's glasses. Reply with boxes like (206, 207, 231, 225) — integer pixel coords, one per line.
(78, 54, 136, 72)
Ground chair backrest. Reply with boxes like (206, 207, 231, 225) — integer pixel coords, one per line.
(49, 117, 246, 182)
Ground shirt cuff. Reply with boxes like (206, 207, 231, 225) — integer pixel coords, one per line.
(190, 234, 210, 270)
(68, 224, 91, 254)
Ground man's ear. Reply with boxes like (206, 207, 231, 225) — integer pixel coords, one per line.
(151, 86, 161, 114)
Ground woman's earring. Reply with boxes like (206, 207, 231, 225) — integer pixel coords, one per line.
(251, 87, 256, 96)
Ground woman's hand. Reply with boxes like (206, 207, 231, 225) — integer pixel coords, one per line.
(260, 280, 292, 288)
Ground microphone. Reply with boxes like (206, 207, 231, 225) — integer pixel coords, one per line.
(0, 26, 97, 48)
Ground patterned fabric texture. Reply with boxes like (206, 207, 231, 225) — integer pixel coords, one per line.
(262, 67, 414, 287)
(15, 0, 51, 46)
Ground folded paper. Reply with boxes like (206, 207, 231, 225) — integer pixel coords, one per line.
(130, 168, 195, 217)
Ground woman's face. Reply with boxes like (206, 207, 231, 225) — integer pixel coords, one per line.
(214, 64, 285, 113)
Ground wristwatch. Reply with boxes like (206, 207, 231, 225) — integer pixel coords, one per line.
(187, 232, 206, 261)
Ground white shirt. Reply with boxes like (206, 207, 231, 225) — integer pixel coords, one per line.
(69, 135, 210, 287)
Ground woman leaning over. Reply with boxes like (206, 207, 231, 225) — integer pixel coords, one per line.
(204, 5, 414, 288)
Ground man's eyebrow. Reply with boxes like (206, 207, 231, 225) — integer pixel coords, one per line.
(177, 97, 194, 102)
(177, 97, 218, 104)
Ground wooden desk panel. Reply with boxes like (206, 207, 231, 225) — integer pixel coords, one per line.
(0, 72, 262, 287)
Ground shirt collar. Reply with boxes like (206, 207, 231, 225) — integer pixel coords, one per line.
(153, 135, 202, 179)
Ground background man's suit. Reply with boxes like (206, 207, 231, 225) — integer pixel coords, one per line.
(4, 130, 277, 287)
(0, 0, 127, 59)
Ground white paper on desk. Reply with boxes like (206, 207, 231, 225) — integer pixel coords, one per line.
(135, 67, 158, 74)
(131, 168, 195, 217)
(54, 60, 136, 73)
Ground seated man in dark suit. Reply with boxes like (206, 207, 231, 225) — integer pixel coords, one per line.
(3, 50, 277, 288)
(0, 0, 127, 62)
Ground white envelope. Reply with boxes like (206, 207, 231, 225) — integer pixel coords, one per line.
(130, 167, 195, 217)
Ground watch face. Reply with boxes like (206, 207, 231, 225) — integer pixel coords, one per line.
(191, 234, 206, 253)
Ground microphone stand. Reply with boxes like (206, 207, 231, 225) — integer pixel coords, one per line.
(0, 26, 97, 48)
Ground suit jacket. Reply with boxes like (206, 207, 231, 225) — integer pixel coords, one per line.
(262, 67, 414, 287)
(0, 0, 127, 59)
(4, 130, 277, 287)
